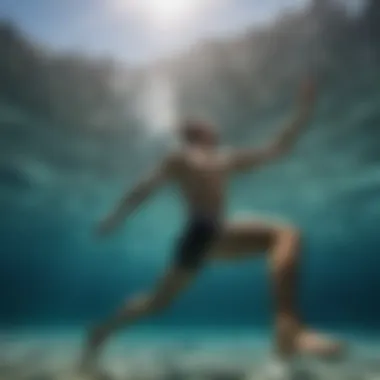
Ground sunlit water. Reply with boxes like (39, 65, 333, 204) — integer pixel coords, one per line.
(1, 1, 380, 379)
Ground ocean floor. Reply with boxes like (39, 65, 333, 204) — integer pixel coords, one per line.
(0, 327, 379, 380)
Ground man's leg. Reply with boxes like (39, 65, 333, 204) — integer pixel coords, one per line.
(209, 215, 344, 359)
(80, 267, 195, 372)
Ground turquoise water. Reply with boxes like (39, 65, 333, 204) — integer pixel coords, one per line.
(1, 1, 380, 378)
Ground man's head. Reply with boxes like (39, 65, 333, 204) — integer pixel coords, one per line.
(179, 119, 218, 146)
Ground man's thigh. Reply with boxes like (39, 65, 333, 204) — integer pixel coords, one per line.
(208, 215, 290, 261)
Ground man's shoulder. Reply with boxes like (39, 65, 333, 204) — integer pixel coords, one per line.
(218, 146, 235, 161)
(219, 146, 234, 155)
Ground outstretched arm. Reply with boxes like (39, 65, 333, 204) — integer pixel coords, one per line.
(97, 155, 178, 236)
(230, 78, 317, 172)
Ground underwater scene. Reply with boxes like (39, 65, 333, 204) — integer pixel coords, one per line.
(0, 0, 380, 379)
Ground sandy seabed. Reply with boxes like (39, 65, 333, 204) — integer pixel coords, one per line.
(0, 328, 379, 380)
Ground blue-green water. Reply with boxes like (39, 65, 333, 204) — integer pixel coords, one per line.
(1, 1, 380, 378)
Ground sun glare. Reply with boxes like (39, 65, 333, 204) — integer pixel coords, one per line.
(138, 74, 178, 134)
(144, 0, 194, 25)
(114, 0, 201, 29)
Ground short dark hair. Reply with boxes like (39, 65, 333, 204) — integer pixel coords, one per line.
(180, 119, 213, 143)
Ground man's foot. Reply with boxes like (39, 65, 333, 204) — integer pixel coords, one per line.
(295, 330, 346, 360)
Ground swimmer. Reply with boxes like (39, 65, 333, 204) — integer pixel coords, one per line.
(80, 78, 344, 373)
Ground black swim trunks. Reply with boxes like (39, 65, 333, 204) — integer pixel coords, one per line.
(173, 214, 222, 270)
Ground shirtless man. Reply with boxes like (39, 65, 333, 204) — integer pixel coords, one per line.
(80, 79, 343, 372)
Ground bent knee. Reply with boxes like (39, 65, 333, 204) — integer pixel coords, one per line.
(277, 225, 301, 246)
(271, 219, 299, 238)
(272, 225, 301, 261)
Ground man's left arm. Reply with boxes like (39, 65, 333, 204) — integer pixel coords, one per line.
(229, 78, 317, 172)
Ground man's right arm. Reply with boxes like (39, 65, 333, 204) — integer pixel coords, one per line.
(97, 154, 179, 236)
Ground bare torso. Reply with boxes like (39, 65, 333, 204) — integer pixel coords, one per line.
(171, 146, 230, 219)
